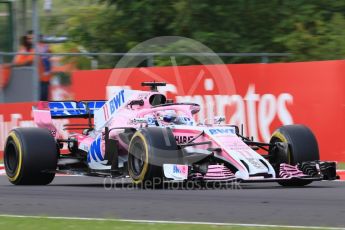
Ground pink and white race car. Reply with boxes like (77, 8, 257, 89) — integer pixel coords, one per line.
(3, 82, 337, 186)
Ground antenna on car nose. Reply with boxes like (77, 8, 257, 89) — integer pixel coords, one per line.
(141, 81, 166, 92)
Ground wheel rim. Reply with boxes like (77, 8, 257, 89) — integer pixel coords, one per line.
(130, 141, 146, 176)
(269, 136, 289, 173)
(4, 139, 19, 175)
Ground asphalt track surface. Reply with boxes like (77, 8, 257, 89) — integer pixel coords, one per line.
(0, 176, 344, 228)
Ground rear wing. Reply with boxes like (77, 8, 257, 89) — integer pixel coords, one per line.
(36, 101, 106, 118)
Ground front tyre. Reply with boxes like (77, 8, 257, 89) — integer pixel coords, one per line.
(269, 125, 319, 186)
(128, 127, 180, 188)
(4, 128, 58, 185)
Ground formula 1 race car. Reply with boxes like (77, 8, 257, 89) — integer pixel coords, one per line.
(3, 82, 337, 187)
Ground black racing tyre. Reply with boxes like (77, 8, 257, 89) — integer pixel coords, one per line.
(128, 127, 181, 188)
(269, 125, 319, 186)
(4, 128, 58, 185)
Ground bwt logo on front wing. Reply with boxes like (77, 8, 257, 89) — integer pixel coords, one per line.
(209, 128, 236, 135)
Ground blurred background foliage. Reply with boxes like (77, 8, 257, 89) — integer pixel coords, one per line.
(38, 0, 345, 67)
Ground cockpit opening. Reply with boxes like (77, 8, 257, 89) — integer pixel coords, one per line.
(149, 94, 167, 106)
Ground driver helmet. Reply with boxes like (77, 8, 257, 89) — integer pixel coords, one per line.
(174, 115, 195, 125)
(158, 110, 177, 123)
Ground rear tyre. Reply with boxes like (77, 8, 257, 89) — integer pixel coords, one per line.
(128, 127, 180, 188)
(4, 128, 58, 185)
(269, 125, 319, 186)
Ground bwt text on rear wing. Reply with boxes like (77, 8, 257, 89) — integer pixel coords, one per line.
(34, 100, 106, 119)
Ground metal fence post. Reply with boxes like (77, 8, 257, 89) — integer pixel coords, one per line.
(0, 54, 4, 103)
(32, 0, 40, 101)
(8, 0, 15, 51)
(261, 55, 269, 63)
(147, 55, 154, 67)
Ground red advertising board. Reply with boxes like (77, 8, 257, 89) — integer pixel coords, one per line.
(72, 60, 345, 162)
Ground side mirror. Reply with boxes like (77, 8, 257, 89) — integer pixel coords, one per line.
(190, 105, 200, 114)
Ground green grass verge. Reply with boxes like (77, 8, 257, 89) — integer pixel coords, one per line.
(338, 162, 345, 170)
(0, 216, 316, 230)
